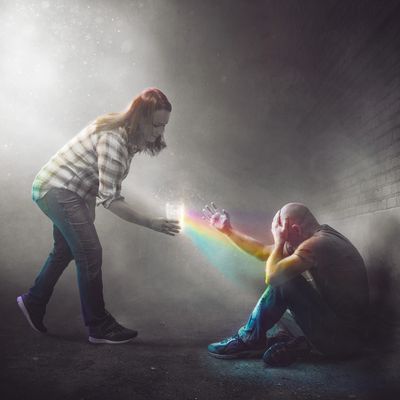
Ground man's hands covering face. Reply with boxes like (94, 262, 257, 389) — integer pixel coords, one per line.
(202, 202, 232, 234)
(271, 210, 289, 246)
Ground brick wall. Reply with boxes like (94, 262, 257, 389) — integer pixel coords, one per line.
(302, 2, 400, 220)
(298, 1, 400, 340)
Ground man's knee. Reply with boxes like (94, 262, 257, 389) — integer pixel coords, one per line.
(278, 275, 310, 301)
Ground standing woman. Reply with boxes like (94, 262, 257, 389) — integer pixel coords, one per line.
(17, 88, 180, 344)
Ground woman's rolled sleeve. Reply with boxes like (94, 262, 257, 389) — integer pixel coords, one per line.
(96, 189, 125, 209)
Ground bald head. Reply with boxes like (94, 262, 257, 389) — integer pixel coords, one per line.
(280, 202, 320, 239)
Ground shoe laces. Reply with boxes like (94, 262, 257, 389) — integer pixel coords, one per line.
(221, 334, 242, 345)
(105, 320, 125, 333)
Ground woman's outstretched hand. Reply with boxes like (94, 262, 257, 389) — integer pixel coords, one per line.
(202, 202, 232, 234)
(150, 218, 181, 236)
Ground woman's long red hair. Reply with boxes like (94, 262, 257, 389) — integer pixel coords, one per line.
(93, 88, 172, 155)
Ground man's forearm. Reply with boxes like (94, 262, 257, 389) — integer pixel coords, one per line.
(108, 199, 152, 228)
(265, 242, 285, 285)
(225, 228, 272, 261)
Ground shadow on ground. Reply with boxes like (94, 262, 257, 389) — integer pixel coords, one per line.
(2, 287, 400, 400)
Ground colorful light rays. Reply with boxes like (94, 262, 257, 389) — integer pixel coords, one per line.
(183, 210, 231, 245)
(182, 210, 264, 283)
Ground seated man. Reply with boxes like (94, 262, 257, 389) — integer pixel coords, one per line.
(203, 202, 369, 366)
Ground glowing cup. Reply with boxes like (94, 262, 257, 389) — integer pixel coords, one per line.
(165, 202, 185, 230)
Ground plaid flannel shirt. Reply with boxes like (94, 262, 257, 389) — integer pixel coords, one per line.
(32, 125, 134, 208)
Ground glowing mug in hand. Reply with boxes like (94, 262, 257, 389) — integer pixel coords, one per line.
(165, 202, 185, 230)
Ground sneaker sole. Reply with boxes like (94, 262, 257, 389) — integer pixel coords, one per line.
(208, 349, 265, 359)
(88, 336, 136, 344)
(17, 296, 45, 333)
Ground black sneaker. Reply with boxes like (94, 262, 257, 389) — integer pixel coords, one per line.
(208, 334, 266, 359)
(17, 294, 47, 333)
(262, 336, 311, 367)
(266, 329, 295, 348)
(88, 317, 138, 344)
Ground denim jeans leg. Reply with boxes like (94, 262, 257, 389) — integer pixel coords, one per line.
(238, 285, 287, 345)
(28, 224, 74, 306)
(281, 275, 362, 356)
(30, 188, 108, 327)
(238, 275, 363, 355)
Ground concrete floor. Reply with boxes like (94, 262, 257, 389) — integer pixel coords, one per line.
(2, 288, 400, 400)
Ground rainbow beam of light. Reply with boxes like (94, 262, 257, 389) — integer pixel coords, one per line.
(182, 210, 264, 284)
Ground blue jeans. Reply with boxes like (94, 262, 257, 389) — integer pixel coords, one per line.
(238, 276, 365, 356)
(28, 188, 108, 327)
